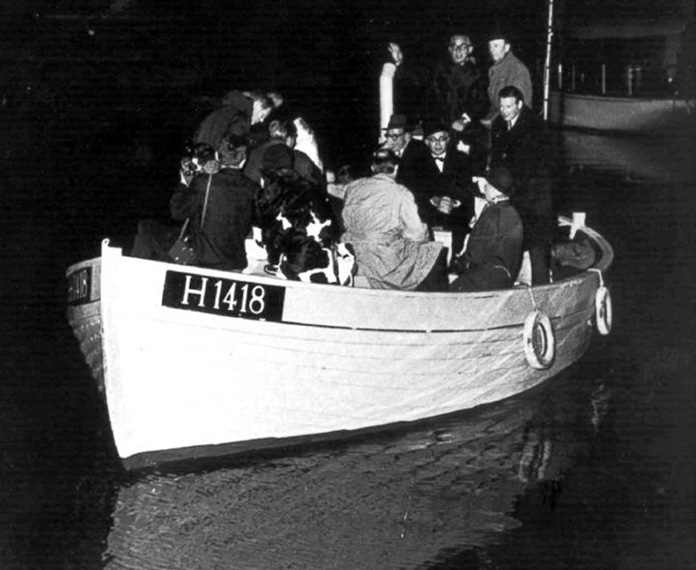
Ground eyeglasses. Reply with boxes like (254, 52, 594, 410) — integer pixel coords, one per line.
(449, 43, 471, 51)
(426, 135, 449, 144)
(384, 132, 404, 140)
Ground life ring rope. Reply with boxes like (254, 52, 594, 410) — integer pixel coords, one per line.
(587, 267, 605, 287)
(525, 284, 538, 311)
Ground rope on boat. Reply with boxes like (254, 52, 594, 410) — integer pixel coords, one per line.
(525, 285, 538, 311)
(586, 267, 604, 287)
(587, 268, 612, 335)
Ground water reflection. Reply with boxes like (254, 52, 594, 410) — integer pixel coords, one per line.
(103, 366, 609, 570)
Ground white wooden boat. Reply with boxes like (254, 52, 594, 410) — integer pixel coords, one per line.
(66, 217, 613, 470)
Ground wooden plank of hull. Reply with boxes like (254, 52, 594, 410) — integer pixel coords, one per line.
(66, 220, 612, 468)
(549, 90, 694, 132)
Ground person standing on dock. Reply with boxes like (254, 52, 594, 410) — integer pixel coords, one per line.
(482, 28, 533, 126)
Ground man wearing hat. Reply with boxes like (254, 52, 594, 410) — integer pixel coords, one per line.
(449, 165, 523, 292)
(380, 113, 429, 189)
(482, 28, 533, 125)
(408, 121, 474, 256)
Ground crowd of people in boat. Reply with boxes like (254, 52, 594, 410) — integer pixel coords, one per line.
(131, 27, 595, 292)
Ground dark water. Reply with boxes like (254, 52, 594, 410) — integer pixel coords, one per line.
(2, 6, 695, 570)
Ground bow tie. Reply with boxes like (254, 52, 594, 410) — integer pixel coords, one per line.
(434, 156, 445, 163)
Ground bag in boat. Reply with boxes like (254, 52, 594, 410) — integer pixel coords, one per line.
(167, 171, 215, 265)
(167, 219, 197, 265)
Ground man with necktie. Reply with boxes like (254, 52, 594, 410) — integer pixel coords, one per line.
(408, 121, 474, 256)
(489, 85, 555, 284)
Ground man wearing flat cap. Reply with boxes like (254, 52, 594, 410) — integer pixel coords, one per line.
(449, 165, 523, 292)
(482, 27, 533, 125)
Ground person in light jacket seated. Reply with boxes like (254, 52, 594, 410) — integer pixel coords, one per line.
(341, 149, 447, 291)
(449, 165, 523, 292)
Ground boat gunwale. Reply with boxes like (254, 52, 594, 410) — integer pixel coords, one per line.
(65, 216, 614, 297)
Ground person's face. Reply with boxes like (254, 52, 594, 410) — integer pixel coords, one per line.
(425, 131, 449, 156)
(252, 102, 271, 124)
(482, 179, 503, 201)
(499, 96, 523, 122)
(383, 128, 410, 153)
(488, 39, 509, 63)
(448, 35, 472, 65)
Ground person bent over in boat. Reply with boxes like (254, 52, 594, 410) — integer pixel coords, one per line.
(254, 145, 353, 285)
(169, 134, 259, 271)
(244, 118, 323, 186)
(449, 166, 523, 292)
(193, 90, 273, 151)
(341, 149, 447, 291)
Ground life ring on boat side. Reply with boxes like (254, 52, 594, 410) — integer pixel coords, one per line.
(523, 310, 556, 370)
(595, 286, 613, 335)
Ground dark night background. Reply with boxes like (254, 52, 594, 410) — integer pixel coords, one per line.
(1, 0, 694, 568)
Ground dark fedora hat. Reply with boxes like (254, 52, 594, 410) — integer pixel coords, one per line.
(382, 113, 411, 131)
(483, 165, 515, 196)
(422, 120, 450, 139)
(489, 24, 511, 43)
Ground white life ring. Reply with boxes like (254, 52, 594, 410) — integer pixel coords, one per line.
(595, 286, 613, 335)
(523, 310, 556, 370)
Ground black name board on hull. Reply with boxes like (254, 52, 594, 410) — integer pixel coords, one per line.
(67, 267, 92, 305)
(162, 271, 286, 322)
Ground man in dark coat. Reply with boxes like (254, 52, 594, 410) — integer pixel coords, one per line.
(424, 34, 490, 171)
(379, 113, 430, 191)
(387, 35, 490, 170)
(408, 121, 474, 256)
(449, 165, 523, 292)
(489, 85, 555, 284)
(170, 134, 259, 271)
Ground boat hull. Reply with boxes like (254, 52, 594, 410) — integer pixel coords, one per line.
(67, 220, 613, 469)
(549, 90, 694, 132)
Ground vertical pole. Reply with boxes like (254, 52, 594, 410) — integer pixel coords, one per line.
(601, 64, 606, 95)
(379, 63, 396, 143)
(542, 0, 555, 120)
